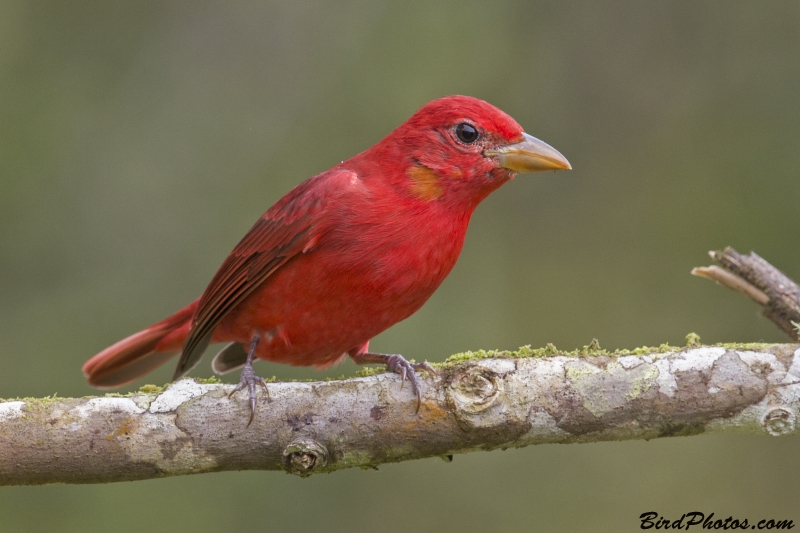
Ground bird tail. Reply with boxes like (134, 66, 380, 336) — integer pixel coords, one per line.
(83, 300, 198, 389)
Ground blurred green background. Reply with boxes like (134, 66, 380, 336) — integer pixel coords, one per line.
(2, 1, 800, 531)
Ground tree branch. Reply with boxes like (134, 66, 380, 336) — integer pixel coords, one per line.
(3, 342, 800, 486)
(693, 247, 800, 341)
(3, 247, 799, 486)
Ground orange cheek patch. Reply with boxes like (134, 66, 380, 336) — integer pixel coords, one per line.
(407, 165, 443, 201)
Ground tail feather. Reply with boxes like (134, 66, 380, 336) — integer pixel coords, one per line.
(83, 301, 196, 389)
(211, 342, 248, 375)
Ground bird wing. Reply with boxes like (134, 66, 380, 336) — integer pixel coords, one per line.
(174, 169, 360, 378)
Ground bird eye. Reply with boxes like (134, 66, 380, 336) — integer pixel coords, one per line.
(455, 122, 479, 144)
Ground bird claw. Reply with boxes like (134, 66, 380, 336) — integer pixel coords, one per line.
(384, 354, 437, 413)
(229, 363, 269, 427)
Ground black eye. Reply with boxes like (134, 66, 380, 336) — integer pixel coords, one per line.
(455, 122, 479, 144)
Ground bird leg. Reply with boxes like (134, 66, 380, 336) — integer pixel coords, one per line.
(228, 333, 269, 426)
(349, 351, 437, 412)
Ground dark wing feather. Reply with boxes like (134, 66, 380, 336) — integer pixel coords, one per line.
(173, 170, 356, 379)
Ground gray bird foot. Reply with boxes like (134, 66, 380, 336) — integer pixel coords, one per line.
(350, 351, 437, 412)
(228, 334, 269, 426)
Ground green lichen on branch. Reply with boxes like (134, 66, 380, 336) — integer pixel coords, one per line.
(441, 337, 678, 366)
(443, 343, 567, 366)
(685, 332, 702, 347)
(440, 333, 787, 367)
(137, 384, 167, 394)
(0, 394, 62, 407)
(354, 367, 385, 378)
(2, 341, 799, 486)
(1, 336, 789, 406)
(193, 376, 222, 385)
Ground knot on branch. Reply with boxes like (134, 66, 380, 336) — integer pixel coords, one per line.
(762, 407, 796, 436)
(449, 366, 503, 413)
(282, 438, 328, 477)
(447, 360, 516, 428)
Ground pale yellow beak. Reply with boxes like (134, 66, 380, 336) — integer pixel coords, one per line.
(485, 132, 571, 173)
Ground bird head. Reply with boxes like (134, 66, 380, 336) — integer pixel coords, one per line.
(371, 95, 571, 208)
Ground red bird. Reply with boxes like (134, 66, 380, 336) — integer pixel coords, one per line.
(83, 95, 570, 423)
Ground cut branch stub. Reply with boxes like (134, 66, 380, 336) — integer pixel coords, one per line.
(282, 437, 328, 477)
(762, 407, 796, 436)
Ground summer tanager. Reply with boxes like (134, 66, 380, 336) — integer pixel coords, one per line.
(83, 95, 570, 423)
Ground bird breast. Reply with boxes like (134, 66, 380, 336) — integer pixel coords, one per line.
(326, 197, 472, 309)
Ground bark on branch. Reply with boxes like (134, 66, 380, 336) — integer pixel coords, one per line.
(3, 247, 799, 486)
(2, 342, 800, 486)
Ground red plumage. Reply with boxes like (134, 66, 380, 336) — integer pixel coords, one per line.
(83, 95, 570, 411)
